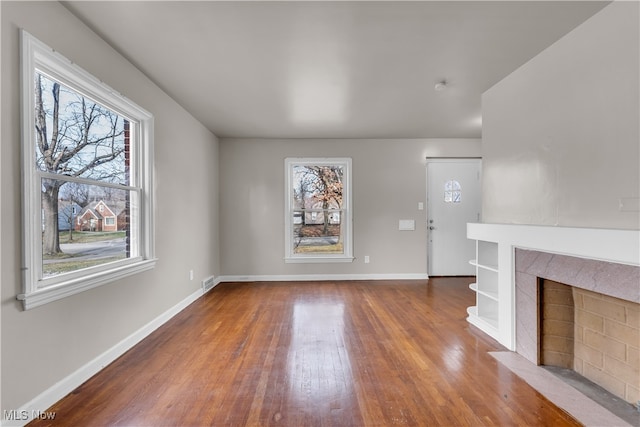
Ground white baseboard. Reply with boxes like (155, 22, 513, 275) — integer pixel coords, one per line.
(3, 288, 204, 427)
(218, 273, 429, 282)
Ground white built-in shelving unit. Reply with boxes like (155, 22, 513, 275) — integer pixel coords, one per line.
(467, 239, 501, 343)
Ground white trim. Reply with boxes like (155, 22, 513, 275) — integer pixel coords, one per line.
(218, 273, 429, 282)
(3, 289, 204, 427)
(284, 256, 355, 263)
(0, 2, 3, 415)
(467, 223, 639, 266)
(18, 259, 158, 310)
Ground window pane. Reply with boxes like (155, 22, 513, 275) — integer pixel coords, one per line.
(290, 164, 345, 256)
(292, 165, 344, 210)
(34, 73, 129, 185)
(444, 180, 462, 203)
(445, 180, 461, 191)
(292, 210, 344, 254)
(41, 178, 131, 278)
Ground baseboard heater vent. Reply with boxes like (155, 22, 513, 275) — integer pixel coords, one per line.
(202, 276, 216, 293)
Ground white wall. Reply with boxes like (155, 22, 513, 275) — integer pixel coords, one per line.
(1, 1, 220, 412)
(482, 1, 639, 229)
(219, 138, 480, 277)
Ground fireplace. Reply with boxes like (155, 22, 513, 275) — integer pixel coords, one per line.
(515, 249, 640, 405)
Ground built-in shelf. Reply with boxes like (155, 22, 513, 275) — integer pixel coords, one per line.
(466, 306, 499, 339)
(467, 238, 500, 343)
(469, 259, 499, 273)
(469, 283, 498, 301)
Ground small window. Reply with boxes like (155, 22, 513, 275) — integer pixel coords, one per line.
(19, 31, 156, 309)
(444, 180, 462, 203)
(285, 158, 353, 263)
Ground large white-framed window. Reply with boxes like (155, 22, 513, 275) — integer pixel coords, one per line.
(285, 157, 353, 263)
(19, 31, 156, 310)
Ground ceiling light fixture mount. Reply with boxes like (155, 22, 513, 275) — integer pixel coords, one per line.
(434, 80, 448, 91)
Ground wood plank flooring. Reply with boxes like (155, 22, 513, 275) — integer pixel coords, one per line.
(30, 278, 580, 426)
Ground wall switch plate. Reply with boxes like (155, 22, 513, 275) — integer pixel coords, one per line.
(399, 219, 415, 231)
(418, 202, 424, 210)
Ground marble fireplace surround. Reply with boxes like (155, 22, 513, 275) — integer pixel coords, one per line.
(514, 248, 640, 364)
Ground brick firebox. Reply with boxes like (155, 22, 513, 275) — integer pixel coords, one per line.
(516, 249, 640, 405)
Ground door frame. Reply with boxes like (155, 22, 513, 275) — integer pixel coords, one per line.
(425, 157, 482, 276)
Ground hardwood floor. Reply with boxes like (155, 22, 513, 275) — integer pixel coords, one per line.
(30, 278, 580, 426)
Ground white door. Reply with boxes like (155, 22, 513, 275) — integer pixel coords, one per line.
(427, 159, 481, 276)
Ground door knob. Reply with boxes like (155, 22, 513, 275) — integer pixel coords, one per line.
(429, 226, 436, 230)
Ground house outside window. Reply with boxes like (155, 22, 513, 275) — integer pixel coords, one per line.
(19, 31, 156, 309)
(284, 158, 353, 263)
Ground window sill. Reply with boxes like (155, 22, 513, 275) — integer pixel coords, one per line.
(284, 256, 355, 264)
(18, 258, 157, 310)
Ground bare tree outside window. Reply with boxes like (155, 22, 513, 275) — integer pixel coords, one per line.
(35, 72, 129, 275)
(291, 165, 344, 254)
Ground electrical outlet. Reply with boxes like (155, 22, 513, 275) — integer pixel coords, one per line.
(619, 197, 640, 212)
(364, 256, 370, 264)
(189, 270, 194, 281)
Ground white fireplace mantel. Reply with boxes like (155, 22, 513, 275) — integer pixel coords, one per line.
(466, 223, 640, 350)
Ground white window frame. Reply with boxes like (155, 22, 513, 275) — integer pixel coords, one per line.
(284, 157, 353, 263)
(19, 31, 156, 310)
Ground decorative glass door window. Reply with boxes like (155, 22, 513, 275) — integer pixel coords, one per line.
(444, 180, 462, 203)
